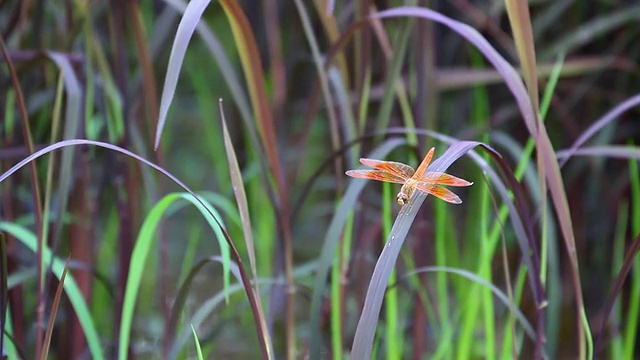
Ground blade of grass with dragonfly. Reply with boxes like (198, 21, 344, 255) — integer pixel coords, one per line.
(350, 141, 500, 359)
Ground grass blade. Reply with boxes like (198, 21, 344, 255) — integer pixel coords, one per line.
(40, 256, 71, 360)
(219, 0, 284, 194)
(0, 34, 46, 357)
(623, 145, 640, 360)
(169, 256, 242, 358)
(44, 51, 83, 244)
(160, 0, 260, 167)
(542, 5, 640, 58)
(371, 7, 537, 133)
(560, 94, 640, 167)
(154, 0, 212, 149)
(0, 139, 269, 360)
(557, 145, 640, 162)
(219, 100, 273, 358)
(594, 232, 640, 356)
(400, 266, 535, 339)
(0, 223, 104, 360)
(0, 232, 7, 356)
(294, 0, 342, 169)
(505, 0, 539, 113)
(191, 324, 204, 360)
(350, 141, 497, 359)
(118, 193, 231, 360)
(217, 4, 294, 355)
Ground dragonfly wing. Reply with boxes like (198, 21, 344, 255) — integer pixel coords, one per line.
(414, 183, 463, 204)
(413, 147, 435, 179)
(358, 158, 415, 179)
(345, 169, 407, 184)
(421, 172, 473, 187)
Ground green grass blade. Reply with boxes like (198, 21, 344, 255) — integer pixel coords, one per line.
(0, 232, 7, 355)
(2, 306, 18, 359)
(623, 150, 640, 359)
(191, 324, 204, 360)
(118, 192, 230, 360)
(606, 201, 628, 359)
(0, 223, 104, 360)
(382, 182, 400, 360)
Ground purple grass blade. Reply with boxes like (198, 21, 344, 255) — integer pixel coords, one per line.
(559, 93, 640, 167)
(401, 266, 535, 339)
(44, 51, 82, 258)
(373, 7, 537, 135)
(557, 145, 640, 162)
(155, 0, 212, 149)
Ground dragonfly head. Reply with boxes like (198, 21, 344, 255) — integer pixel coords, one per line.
(397, 192, 410, 206)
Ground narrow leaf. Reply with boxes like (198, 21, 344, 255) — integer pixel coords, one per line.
(350, 141, 500, 359)
(40, 256, 71, 360)
(155, 0, 212, 149)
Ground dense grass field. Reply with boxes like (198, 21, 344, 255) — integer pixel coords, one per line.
(1, 1, 639, 359)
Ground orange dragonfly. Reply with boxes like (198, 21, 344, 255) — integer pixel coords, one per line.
(346, 147, 473, 205)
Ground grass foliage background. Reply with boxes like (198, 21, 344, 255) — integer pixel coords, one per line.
(1, 0, 640, 359)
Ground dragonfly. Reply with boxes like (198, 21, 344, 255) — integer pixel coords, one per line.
(346, 147, 473, 205)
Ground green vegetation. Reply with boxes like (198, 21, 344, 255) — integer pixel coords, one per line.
(0, 1, 639, 359)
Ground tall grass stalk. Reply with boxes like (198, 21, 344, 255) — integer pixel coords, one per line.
(624, 151, 640, 359)
(610, 200, 628, 359)
(434, 199, 453, 357)
(382, 182, 401, 359)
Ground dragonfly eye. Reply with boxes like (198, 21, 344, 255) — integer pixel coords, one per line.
(397, 193, 409, 205)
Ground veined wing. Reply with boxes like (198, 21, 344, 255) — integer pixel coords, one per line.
(345, 169, 407, 184)
(421, 172, 473, 187)
(358, 158, 415, 180)
(414, 183, 463, 204)
(413, 147, 435, 179)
